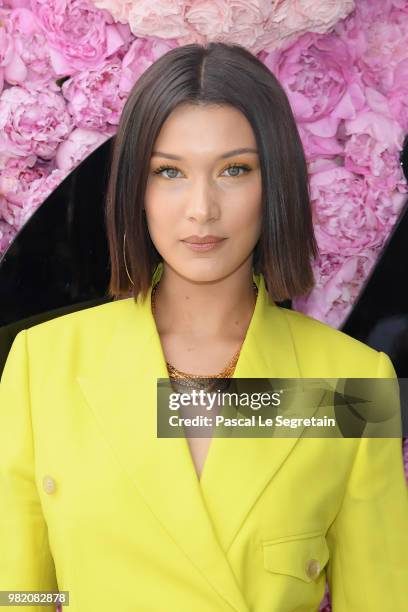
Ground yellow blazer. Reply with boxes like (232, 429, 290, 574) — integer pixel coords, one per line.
(1, 263, 408, 612)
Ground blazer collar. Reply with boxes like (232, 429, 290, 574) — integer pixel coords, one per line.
(77, 263, 316, 612)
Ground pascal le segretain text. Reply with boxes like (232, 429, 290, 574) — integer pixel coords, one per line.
(168, 414, 336, 429)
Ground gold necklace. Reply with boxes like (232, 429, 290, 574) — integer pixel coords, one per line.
(151, 280, 258, 380)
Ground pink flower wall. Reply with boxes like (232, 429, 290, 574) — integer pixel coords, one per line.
(1, 0, 407, 329)
(0, 2, 407, 610)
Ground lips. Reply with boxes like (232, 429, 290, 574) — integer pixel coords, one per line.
(182, 236, 225, 244)
(181, 236, 227, 252)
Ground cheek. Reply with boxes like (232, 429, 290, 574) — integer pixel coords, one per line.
(230, 189, 262, 233)
(144, 192, 179, 238)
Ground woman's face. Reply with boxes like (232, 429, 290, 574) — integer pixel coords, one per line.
(144, 103, 263, 283)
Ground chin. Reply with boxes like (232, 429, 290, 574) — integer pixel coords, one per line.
(169, 261, 228, 284)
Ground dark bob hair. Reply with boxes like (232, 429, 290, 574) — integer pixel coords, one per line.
(105, 41, 319, 303)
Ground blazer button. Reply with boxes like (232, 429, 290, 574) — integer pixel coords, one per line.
(305, 558, 321, 580)
(42, 475, 57, 495)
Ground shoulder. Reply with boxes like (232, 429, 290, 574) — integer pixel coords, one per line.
(277, 306, 387, 377)
(25, 298, 134, 351)
(28, 298, 124, 331)
(279, 305, 363, 345)
(0, 300, 129, 383)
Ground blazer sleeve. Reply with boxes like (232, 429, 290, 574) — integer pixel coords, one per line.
(0, 330, 58, 611)
(326, 350, 408, 611)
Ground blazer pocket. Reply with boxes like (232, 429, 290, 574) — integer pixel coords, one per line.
(262, 531, 330, 583)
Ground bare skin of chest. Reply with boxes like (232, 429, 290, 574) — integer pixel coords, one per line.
(159, 332, 242, 479)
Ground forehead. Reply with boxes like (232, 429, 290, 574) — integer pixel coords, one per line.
(153, 104, 257, 156)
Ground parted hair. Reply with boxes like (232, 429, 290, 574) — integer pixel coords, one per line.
(105, 41, 319, 303)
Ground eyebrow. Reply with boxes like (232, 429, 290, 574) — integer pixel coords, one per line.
(151, 147, 259, 160)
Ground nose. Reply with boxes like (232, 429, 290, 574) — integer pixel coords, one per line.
(184, 176, 220, 223)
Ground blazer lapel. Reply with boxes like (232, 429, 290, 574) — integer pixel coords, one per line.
(76, 263, 321, 612)
(76, 264, 248, 612)
(198, 274, 313, 553)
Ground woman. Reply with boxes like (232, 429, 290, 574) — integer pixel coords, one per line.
(1, 42, 407, 612)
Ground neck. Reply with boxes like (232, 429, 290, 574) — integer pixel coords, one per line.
(152, 261, 258, 340)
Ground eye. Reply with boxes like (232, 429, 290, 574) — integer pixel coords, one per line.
(152, 165, 182, 179)
(222, 163, 251, 178)
(151, 163, 252, 180)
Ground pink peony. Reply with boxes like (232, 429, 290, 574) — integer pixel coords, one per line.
(184, 0, 269, 52)
(0, 85, 73, 160)
(257, 0, 355, 54)
(91, 0, 355, 55)
(5, 7, 57, 88)
(310, 164, 403, 257)
(0, 165, 69, 232)
(264, 31, 365, 124)
(293, 250, 378, 327)
(87, 0, 137, 24)
(0, 218, 15, 252)
(55, 127, 109, 172)
(30, 0, 130, 75)
(0, 7, 14, 93)
(62, 58, 126, 131)
(0, 154, 46, 204)
(343, 110, 405, 190)
(21, 166, 69, 217)
(335, 0, 408, 130)
(119, 37, 178, 95)
(128, 0, 191, 40)
(263, 31, 367, 160)
(4, 1, 31, 7)
(0, 150, 36, 171)
(298, 124, 344, 161)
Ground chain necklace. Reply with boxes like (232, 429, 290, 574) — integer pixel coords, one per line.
(151, 281, 258, 384)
